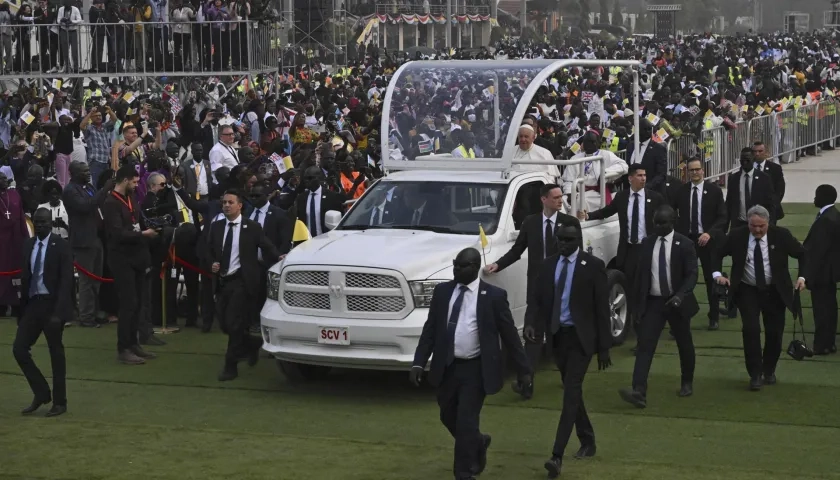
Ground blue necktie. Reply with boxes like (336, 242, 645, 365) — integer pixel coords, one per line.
(551, 258, 569, 334)
(659, 238, 671, 297)
(30, 241, 43, 297)
(446, 285, 469, 365)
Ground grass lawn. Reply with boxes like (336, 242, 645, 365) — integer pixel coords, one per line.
(2, 203, 840, 480)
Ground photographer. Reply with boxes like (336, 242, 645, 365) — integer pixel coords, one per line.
(118, 121, 162, 168)
(141, 172, 180, 330)
(80, 105, 116, 187)
(56, 0, 82, 74)
(35, 0, 59, 74)
(89, 0, 108, 73)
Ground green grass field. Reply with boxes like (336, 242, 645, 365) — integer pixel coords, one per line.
(2, 203, 840, 480)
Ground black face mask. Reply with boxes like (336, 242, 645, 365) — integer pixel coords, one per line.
(556, 235, 579, 257)
(452, 260, 479, 286)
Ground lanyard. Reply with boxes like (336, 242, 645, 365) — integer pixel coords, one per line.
(111, 191, 135, 223)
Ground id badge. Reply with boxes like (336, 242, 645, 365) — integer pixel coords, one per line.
(170, 268, 178, 279)
(133, 223, 141, 232)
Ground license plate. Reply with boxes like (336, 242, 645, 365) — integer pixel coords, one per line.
(318, 327, 350, 345)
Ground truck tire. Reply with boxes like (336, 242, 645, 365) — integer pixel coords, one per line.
(607, 269, 630, 346)
(277, 360, 331, 382)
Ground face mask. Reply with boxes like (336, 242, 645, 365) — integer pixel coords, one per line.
(556, 236, 579, 257)
(452, 260, 479, 286)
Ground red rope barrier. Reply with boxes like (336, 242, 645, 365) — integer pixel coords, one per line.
(0, 258, 211, 281)
(173, 256, 213, 278)
(73, 262, 115, 283)
(0, 269, 22, 276)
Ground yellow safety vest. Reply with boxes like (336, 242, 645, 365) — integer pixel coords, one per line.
(607, 137, 619, 152)
(83, 88, 102, 103)
(455, 145, 475, 158)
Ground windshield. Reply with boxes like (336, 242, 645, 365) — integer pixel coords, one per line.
(338, 180, 508, 235)
(385, 61, 548, 161)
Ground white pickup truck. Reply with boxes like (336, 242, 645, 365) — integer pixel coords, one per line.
(260, 59, 643, 380)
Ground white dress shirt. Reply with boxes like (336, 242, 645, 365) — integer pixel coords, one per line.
(209, 142, 239, 173)
(562, 149, 628, 212)
(743, 235, 772, 286)
(251, 203, 270, 261)
(411, 202, 426, 226)
(38, 202, 69, 239)
(542, 211, 558, 258)
(307, 187, 323, 236)
(369, 202, 386, 225)
(30, 234, 51, 295)
(689, 181, 704, 235)
(627, 188, 647, 243)
(221, 215, 242, 276)
(192, 160, 209, 196)
(450, 278, 481, 359)
(629, 139, 650, 165)
(739, 171, 753, 221)
(650, 231, 674, 296)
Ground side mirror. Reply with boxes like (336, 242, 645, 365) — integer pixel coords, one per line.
(508, 231, 519, 242)
(324, 210, 342, 231)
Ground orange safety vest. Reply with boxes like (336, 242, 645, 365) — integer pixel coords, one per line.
(340, 172, 366, 199)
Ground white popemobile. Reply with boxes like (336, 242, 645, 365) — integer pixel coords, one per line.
(260, 59, 644, 380)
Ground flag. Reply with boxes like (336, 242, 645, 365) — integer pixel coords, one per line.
(293, 220, 311, 243)
(479, 225, 488, 249)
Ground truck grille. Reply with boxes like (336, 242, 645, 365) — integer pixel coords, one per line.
(280, 268, 410, 319)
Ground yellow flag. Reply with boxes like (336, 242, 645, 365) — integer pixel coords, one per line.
(293, 220, 311, 243)
(479, 225, 488, 249)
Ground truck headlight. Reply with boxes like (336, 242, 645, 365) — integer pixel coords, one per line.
(409, 280, 447, 308)
(267, 271, 281, 301)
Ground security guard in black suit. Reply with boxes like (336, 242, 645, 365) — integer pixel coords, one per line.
(752, 141, 785, 222)
(804, 185, 840, 355)
(13, 208, 75, 417)
(619, 205, 698, 408)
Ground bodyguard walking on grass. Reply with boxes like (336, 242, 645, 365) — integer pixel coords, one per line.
(410, 247, 531, 480)
(803, 185, 840, 355)
(13, 209, 74, 417)
(713, 205, 806, 391)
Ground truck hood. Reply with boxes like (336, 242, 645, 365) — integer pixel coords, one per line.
(279, 229, 489, 281)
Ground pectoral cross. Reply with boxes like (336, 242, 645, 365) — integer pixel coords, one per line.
(3, 211, 9, 219)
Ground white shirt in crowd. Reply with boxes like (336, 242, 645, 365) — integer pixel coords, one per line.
(626, 188, 647, 243)
(307, 187, 323, 236)
(209, 142, 239, 172)
(38, 202, 69, 239)
(221, 214, 242, 276)
(563, 149, 628, 212)
(450, 278, 481, 359)
(513, 143, 561, 177)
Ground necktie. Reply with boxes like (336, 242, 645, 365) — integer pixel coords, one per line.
(815, 211, 821, 223)
(551, 258, 570, 334)
(412, 209, 420, 226)
(691, 186, 700, 235)
(371, 208, 380, 226)
(194, 164, 202, 199)
(308, 192, 318, 236)
(753, 238, 766, 287)
(446, 285, 469, 365)
(253, 209, 260, 223)
(30, 241, 43, 297)
(544, 219, 555, 258)
(220, 222, 235, 275)
(631, 193, 640, 244)
(743, 173, 751, 210)
(659, 238, 670, 297)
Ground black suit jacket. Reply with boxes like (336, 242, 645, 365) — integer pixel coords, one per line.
(674, 180, 728, 238)
(208, 218, 281, 294)
(661, 175, 684, 206)
(176, 157, 213, 198)
(725, 168, 776, 230)
(755, 160, 785, 219)
(294, 186, 347, 235)
(531, 251, 611, 356)
(19, 235, 75, 323)
(803, 206, 840, 288)
(200, 124, 217, 161)
(626, 140, 668, 192)
(412, 280, 530, 395)
(634, 232, 700, 318)
(587, 187, 665, 268)
(62, 181, 110, 249)
(248, 204, 293, 258)
(712, 225, 805, 310)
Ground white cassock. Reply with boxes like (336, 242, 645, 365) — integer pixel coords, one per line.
(512, 143, 561, 177)
(562, 149, 628, 212)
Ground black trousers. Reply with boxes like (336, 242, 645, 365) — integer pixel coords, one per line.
(550, 326, 594, 458)
(622, 243, 642, 320)
(200, 260, 216, 328)
(811, 284, 838, 352)
(110, 259, 147, 352)
(13, 296, 66, 406)
(688, 234, 718, 323)
(251, 266, 268, 327)
(437, 357, 486, 480)
(633, 296, 695, 394)
(179, 266, 200, 326)
(216, 274, 260, 370)
(735, 283, 786, 378)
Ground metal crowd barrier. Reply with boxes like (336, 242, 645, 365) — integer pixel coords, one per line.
(0, 20, 281, 80)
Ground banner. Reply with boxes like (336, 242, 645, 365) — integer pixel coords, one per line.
(365, 13, 490, 25)
(357, 17, 378, 45)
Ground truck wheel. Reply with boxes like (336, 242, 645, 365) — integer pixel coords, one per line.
(607, 269, 630, 346)
(276, 360, 331, 382)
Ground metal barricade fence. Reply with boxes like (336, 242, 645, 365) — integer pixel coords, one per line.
(0, 20, 278, 80)
(666, 135, 698, 180)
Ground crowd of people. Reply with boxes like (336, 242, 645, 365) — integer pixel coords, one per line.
(1, 28, 838, 456)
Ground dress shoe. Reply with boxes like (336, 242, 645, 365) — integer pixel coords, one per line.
(511, 379, 534, 400)
(140, 335, 166, 346)
(618, 387, 647, 408)
(763, 373, 777, 385)
(218, 369, 238, 381)
(749, 376, 763, 391)
(831, 345, 837, 353)
(45, 405, 67, 417)
(247, 346, 260, 367)
(544, 456, 562, 479)
(78, 321, 100, 328)
(21, 397, 51, 415)
(117, 350, 146, 365)
(574, 444, 596, 459)
(678, 382, 693, 397)
(130, 345, 158, 360)
(708, 321, 719, 331)
(476, 434, 491, 474)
